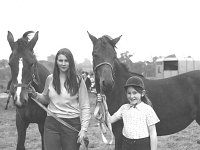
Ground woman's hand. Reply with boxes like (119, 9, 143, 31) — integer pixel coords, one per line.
(28, 85, 37, 99)
(77, 130, 88, 146)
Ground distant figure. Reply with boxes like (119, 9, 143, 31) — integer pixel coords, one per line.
(90, 73, 96, 92)
(83, 72, 91, 91)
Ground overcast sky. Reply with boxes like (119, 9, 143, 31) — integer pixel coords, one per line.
(1, 0, 200, 63)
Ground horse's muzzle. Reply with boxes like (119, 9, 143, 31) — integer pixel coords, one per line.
(101, 79, 114, 93)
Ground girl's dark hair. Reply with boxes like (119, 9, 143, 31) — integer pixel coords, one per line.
(52, 48, 79, 96)
(125, 86, 153, 107)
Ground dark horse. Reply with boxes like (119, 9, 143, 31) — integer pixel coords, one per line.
(7, 31, 50, 150)
(88, 32, 200, 150)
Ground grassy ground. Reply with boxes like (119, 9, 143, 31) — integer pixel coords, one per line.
(0, 93, 200, 150)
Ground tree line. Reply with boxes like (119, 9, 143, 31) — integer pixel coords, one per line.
(119, 51, 159, 77)
(0, 52, 158, 90)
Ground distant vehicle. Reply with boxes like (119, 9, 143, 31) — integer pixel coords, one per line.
(155, 56, 200, 79)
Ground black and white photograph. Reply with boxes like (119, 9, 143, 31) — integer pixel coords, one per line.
(0, 0, 200, 150)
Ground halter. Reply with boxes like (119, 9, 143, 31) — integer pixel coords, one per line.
(94, 62, 114, 75)
(94, 61, 115, 88)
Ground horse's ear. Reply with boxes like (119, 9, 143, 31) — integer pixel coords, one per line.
(111, 35, 122, 47)
(7, 31, 14, 50)
(28, 31, 39, 52)
(87, 31, 97, 45)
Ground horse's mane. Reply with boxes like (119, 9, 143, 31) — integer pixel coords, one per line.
(116, 58, 144, 78)
(101, 35, 118, 49)
(129, 70, 144, 78)
(120, 61, 129, 72)
(102, 35, 113, 40)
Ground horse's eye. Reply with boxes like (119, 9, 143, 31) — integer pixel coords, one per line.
(8, 62, 13, 68)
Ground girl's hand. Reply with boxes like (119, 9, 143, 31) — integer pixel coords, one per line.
(97, 93, 102, 102)
(107, 112, 112, 123)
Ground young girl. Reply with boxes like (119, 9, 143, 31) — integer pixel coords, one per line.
(108, 76, 160, 150)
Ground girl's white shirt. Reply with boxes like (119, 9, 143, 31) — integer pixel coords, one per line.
(113, 102, 160, 139)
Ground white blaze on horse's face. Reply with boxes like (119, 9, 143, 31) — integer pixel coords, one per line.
(15, 58, 23, 106)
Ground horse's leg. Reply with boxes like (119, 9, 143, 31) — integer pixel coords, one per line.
(5, 94, 11, 110)
(38, 122, 45, 150)
(16, 111, 29, 150)
(5, 79, 12, 110)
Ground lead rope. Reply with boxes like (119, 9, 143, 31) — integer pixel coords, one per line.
(31, 97, 89, 149)
(93, 93, 114, 144)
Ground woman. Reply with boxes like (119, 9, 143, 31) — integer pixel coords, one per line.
(30, 48, 91, 150)
(99, 76, 160, 150)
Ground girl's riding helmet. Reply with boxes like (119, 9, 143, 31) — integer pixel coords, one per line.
(124, 76, 145, 89)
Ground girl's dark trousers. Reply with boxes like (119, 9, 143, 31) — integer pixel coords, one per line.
(122, 135, 150, 150)
(44, 116, 81, 150)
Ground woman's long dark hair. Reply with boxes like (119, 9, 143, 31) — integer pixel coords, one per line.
(52, 48, 79, 96)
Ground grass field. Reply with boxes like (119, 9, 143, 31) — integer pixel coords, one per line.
(0, 93, 200, 150)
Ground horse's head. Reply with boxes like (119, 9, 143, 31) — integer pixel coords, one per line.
(7, 31, 39, 107)
(88, 31, 122, 94)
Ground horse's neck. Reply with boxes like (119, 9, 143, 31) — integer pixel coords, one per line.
(35, 62, 50, 92)
(115, 63, 130, 84)
(115, 60, 131, 81)
(106, 61, 130, 114)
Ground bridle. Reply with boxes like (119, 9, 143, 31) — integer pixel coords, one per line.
(11, 62, 39, 126)
(12, 63, 39, 92)
(93, 62, 115, 79)
(94, 62, 113, 72)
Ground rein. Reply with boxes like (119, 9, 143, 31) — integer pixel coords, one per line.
(93, 94, 114, 144)
(31, 97, 89, 148)
(31, 97, 79, 132)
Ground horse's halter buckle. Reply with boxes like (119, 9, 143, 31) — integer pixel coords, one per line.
(32, 73, 39, 85)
